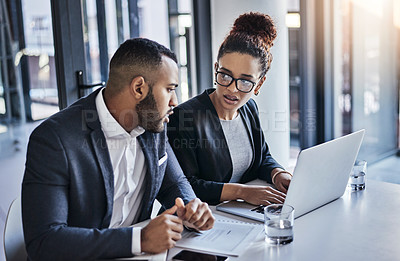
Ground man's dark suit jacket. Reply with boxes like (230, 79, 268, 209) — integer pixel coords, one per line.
(167, 89, 283, 205)
(22, 89, 196, 261)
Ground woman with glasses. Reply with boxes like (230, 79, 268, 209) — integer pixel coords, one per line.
(167, 12, 292, 205)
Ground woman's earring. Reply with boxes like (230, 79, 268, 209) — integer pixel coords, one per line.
(214, 82, 217, 86)
(255, 91, 259, 96)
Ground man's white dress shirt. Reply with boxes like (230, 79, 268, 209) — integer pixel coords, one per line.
(96, 88, 146, 254)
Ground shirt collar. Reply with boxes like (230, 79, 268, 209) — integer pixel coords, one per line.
(95, 88, 145, 139)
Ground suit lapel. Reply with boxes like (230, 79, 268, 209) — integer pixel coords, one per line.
(202, 90, 234, 182)
(90, 129, 114, 228)
(137, 133, 158, 221)
(83, 89, 115, 228)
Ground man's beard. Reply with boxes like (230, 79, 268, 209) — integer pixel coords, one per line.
(136, 89, 165, 133)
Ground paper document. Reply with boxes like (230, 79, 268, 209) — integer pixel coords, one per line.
(175, 219, 261, 256)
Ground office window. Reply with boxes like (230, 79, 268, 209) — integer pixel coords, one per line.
(21, 0, 58, 120)
(138, 0, 170, 47)
(81, 0, 147, 94)
(167, 0, 193, 102)
(82, 0, 102, 84)
(333, 0, 399, 162)
(287, 0, 301, 155)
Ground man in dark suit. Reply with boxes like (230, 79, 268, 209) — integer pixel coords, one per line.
(22, 38, 214, 261)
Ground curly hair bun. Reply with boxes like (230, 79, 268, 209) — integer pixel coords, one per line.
(230, 12, 277, 46)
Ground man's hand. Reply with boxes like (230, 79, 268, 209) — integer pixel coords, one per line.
(141, 205, 183, 253)
(239, 185, 286, 206)
(176, 198, 215, 231)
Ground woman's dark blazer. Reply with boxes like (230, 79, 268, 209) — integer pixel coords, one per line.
(167, 89, 283, 205)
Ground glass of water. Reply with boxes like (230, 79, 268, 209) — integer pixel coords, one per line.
(264, 204, 294, 245)
(349, 160, 367, 190)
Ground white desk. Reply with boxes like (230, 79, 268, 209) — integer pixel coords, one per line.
(167, 180, 400, 261)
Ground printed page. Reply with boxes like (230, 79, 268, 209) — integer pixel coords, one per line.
(175, 219, 261, 256)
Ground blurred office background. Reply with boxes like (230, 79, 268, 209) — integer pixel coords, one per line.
(1, 0, 399, 260)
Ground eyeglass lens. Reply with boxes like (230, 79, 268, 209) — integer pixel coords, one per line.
(216, 72, 254, 92)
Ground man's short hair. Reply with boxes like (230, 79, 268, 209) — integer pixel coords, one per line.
(106, 38, 177, 97)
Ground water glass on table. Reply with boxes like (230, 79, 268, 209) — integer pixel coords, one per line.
(349, 160, 367, 190)
(264, 204, 294, 245)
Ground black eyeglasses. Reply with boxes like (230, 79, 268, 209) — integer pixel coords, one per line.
(215, 71, 257, 93)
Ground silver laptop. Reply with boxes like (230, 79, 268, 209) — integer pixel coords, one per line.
(216, 129, 365, 221)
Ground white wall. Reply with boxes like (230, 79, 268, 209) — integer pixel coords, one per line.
(211, 0, 290, 167)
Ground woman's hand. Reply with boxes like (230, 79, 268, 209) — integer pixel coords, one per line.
(238, 185, 286, 206)
(273, 172, 292, 193)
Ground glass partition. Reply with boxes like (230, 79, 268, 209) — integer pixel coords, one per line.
(334, 0, 399, 162)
